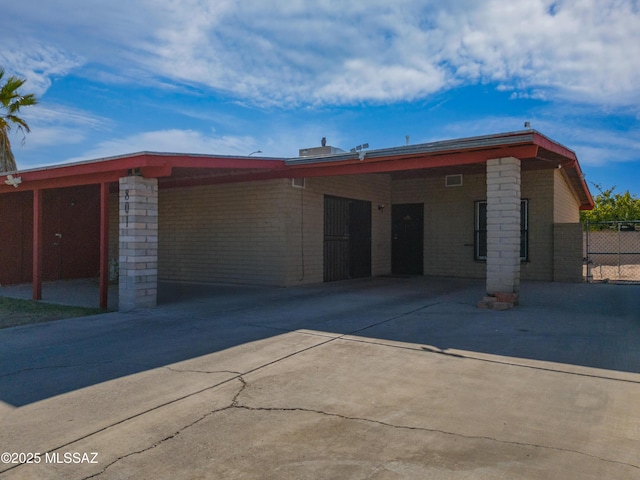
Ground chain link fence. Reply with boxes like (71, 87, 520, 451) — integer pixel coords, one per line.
(584, 221, 640, 283)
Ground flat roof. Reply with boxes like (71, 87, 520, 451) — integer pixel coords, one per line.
(0, 130, 593, 209)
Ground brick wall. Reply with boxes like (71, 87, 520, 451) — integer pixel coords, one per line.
(521, 169, 554, 281)
(158, 179, 290, 286)
(284, 174, 392, 285)
(391, 169, 559, 281)
(552, 169, 583, 282)
(157, 175, 391, 287)
(553, 169, 580, 223)
(150, 166, 577, 288)
(554, 223, 584, 281)
(392, 173, 486, 279)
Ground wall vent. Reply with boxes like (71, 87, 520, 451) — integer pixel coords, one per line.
(292, 178, 306, 189)
(445, 174, 463, 187)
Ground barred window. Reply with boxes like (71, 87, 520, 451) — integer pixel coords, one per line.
(475, 200, 528, 261)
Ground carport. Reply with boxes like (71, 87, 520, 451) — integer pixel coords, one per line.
(0, 130, 594, 311)
(0, 153, 285, 309)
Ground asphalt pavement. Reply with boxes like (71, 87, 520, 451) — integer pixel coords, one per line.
(1, 277, 639, 479)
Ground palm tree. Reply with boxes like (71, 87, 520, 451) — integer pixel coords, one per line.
(0, 68, 38, 172)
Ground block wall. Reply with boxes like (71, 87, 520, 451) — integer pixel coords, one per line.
(553, 169, 581, 223)
(392, 173, 486, 279)
(284, 174, 392, 285)
(158, 179, 290, 286)
(158, 175, 391, 287)
(554, 223, 584, 282)
(521, 169, 554, 281)
(552, 169, 583, 282)
(392, 168, 558, 281)
(154, 167, 572, 288)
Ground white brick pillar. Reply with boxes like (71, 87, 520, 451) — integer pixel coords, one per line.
(118, 175, 158, 311)
(486, 157, 521, 298)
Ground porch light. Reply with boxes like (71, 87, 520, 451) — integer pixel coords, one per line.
(4, 174, 22, 188)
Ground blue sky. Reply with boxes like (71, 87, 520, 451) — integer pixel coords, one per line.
(2, 0, 639, 196)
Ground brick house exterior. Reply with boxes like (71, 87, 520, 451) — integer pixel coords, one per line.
(0, 130, 593, 310)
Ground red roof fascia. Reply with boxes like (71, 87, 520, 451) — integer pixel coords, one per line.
(160, 169, 289, 189)
(529, 134, 593, 209)
(287, 145, 539, 177)
(0, 170, 125, 193)
(159, 145, 539, 187)
(0, 154, 286, 193)
(531, 132, 577, 161)
(155, 154, 285, 170)
(0, 155, 158, 192)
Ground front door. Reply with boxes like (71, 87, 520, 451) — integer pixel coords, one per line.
(43, 190, 63, 281)
(392, 203, 424, 275)
(43, 186, 101, 281)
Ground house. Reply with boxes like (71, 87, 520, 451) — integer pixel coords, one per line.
(0, 130, 594, 311)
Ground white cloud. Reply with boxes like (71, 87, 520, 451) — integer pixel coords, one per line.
(26, 104, 110, 131)
(8, 104, 111, 152)
(446, 0, 640, 106)
(63, 129, 260, 163)
(0, 43, 83, 97)
(2, 1, 639, 108)
(12, 126, 86, 151)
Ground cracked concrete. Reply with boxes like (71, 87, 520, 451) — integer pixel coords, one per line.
(1, 277, 639, 479)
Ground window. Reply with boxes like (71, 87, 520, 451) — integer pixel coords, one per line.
(475, 200, 528, 261)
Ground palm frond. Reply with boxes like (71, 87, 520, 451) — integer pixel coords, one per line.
(0, 66, 38, 171)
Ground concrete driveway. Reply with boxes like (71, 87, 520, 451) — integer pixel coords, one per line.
(1, 277, 639, 479)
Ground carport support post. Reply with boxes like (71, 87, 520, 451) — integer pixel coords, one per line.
(118, 175, 158, 311)
(99, 182, 109, 310)
(32, 188, 43, 300)
(484, 157, 521, 307)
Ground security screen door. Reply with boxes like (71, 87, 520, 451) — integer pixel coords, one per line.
(324, 195, 372, 282)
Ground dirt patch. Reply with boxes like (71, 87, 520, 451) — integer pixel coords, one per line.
(0, 297, 104, 329)
(583, 264, 640, 283)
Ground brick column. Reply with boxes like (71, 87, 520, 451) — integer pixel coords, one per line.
(118, 176, 158, 311)
(483, 157, 521, 307)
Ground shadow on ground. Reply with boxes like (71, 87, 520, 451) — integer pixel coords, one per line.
(1, 277, 639, 407)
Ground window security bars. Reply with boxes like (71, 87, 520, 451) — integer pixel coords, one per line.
(475, 200, 529, 261)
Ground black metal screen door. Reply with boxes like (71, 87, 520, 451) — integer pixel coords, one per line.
(324, 195, 372, 282)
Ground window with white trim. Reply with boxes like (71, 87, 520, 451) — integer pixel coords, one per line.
(474, 199, 529, 261)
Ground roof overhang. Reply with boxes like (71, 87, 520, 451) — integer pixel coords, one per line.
(0, 130, 594, 209)
(0, 152, 286, 193)
(283, 130, 593, 209)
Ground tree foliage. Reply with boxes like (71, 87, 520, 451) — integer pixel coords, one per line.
(581, 184, 640, 227)
(0, 67, 38, 172)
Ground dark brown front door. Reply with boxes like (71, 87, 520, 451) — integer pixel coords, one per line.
(43, 186, 101, 281)
(392, 203, 424, 275)
(43, 190, 63, 280)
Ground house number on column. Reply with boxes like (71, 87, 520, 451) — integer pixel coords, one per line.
(124, 190, 129, 228)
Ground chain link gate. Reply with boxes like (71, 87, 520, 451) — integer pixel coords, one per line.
(584, 220, 640, 283)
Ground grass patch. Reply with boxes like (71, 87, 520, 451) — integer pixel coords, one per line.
(0, 296, 105, 329)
